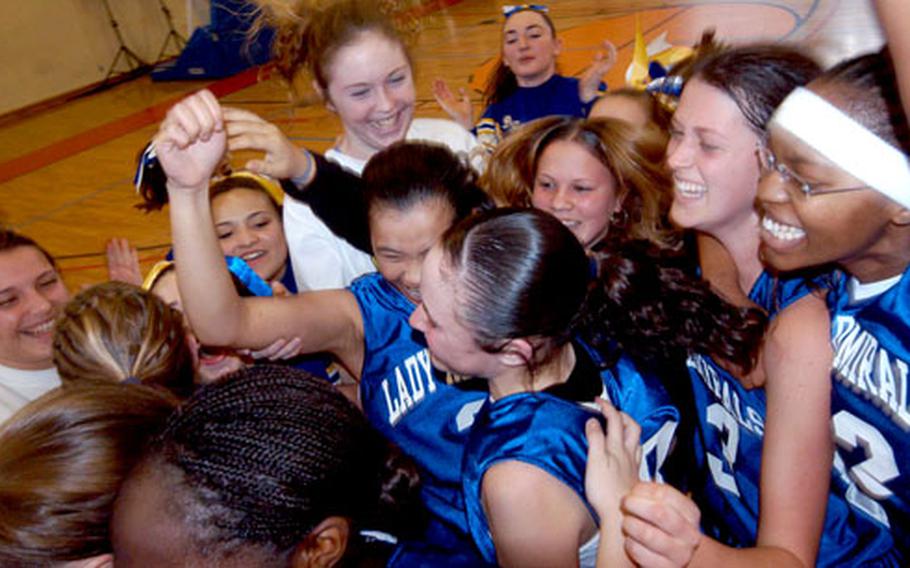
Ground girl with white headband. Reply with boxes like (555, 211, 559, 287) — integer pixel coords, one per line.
(757, 50, 910, 562)
(606, 45, 904, 567)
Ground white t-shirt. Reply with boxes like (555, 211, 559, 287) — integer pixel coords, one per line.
(284, 118, 479, 292)
(0, 364, 61, 425)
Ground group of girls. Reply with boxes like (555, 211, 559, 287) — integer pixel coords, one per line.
(1, 0, 909, 566)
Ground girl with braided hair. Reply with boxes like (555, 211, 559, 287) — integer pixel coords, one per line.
(111, 365, 421, 567)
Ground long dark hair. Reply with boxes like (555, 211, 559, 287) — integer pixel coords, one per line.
(441, 208, 765, 373)
(483, 7, 558, 107)
(122, 365, 424, 564)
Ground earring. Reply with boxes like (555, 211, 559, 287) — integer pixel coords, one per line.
(611, 208, 629, 228)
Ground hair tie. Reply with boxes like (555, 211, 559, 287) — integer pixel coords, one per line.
(646, 75, 684, 97)
(123, 376, 143, 385)
(502, 4, 548, 18)
(134, 142, 159, 194)
(214, 171, 285, 206)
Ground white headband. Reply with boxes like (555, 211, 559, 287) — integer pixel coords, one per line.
(769, 87, 910, 210)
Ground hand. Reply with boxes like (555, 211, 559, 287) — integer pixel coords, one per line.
(585, 398, 642, 519)
(155, 89, 227, 191)
(238, 336, 304, 361)
(223, 107, 313, 180)
(579, 40, 617, 102)
(622, 482, 702, 568)
(270, 280, 291, 297)
(432, 78, 474, 130)
(105, 238, 143, 286)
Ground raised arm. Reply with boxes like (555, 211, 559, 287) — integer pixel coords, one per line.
(158, 91, 365, 373)
(224, 107, 372, 254)
(579, 40, 617, 103)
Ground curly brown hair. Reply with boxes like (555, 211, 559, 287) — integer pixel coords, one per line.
(481, 116, 679, 250)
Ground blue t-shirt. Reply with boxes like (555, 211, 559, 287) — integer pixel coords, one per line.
(826, 267, 910, 564)
(349, 273, 491, 564)
(689, 270, 900, 566)
(476, 74, 601, 140)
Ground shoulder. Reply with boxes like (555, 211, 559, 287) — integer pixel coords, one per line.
(552, 74, 580, 87)
(763, 293, 833, 387)
(767, 292, 830, 348)
(407, 118, 478, 152)
(482, 460, 591, 565)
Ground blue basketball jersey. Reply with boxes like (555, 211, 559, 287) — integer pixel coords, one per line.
(581, 343, 681, 484)
(462, 392, 600, 565)
(689, 271, 900, 566)
(350, 273, 491, 563)
(827, 267, 910, 564)
(461, 341, 680, 565)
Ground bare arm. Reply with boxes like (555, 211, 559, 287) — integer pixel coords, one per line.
(618, 293, 833, 567)
(754, 293, 833, 564)
(483, 461, 595, 568)
(158, 91, 365, 374)
(690, 293, 833, 567)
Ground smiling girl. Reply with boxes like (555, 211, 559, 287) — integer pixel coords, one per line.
(481, 115, 675, 251)
(757, 50, 910, 562)
(156, 89, 491, 564)
(209, 173, 295, 290)
(615, 45, 903, 567)
(228, 0, 478, 292)
(0, 230, 69, 423)
(433, 5, 614, 148)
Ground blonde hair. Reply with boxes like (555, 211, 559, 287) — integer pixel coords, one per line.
(53, 281, 195, 399)
(481, 116, 679, 250)
(0, 383, 176, 565)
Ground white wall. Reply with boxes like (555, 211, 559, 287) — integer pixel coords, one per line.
(0, 0, 210, 115)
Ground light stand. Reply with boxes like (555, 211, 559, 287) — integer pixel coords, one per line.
(155, 0, 187, 62)
(100, 0, 148, 82)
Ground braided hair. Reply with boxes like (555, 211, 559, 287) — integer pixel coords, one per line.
(121, 365, 422, 565)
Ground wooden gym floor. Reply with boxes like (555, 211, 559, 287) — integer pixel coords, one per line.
(0, 0, 886, 290)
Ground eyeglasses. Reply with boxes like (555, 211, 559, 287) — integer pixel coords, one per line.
(756, 144, 869, 198)
(502, 4, 548, 18)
